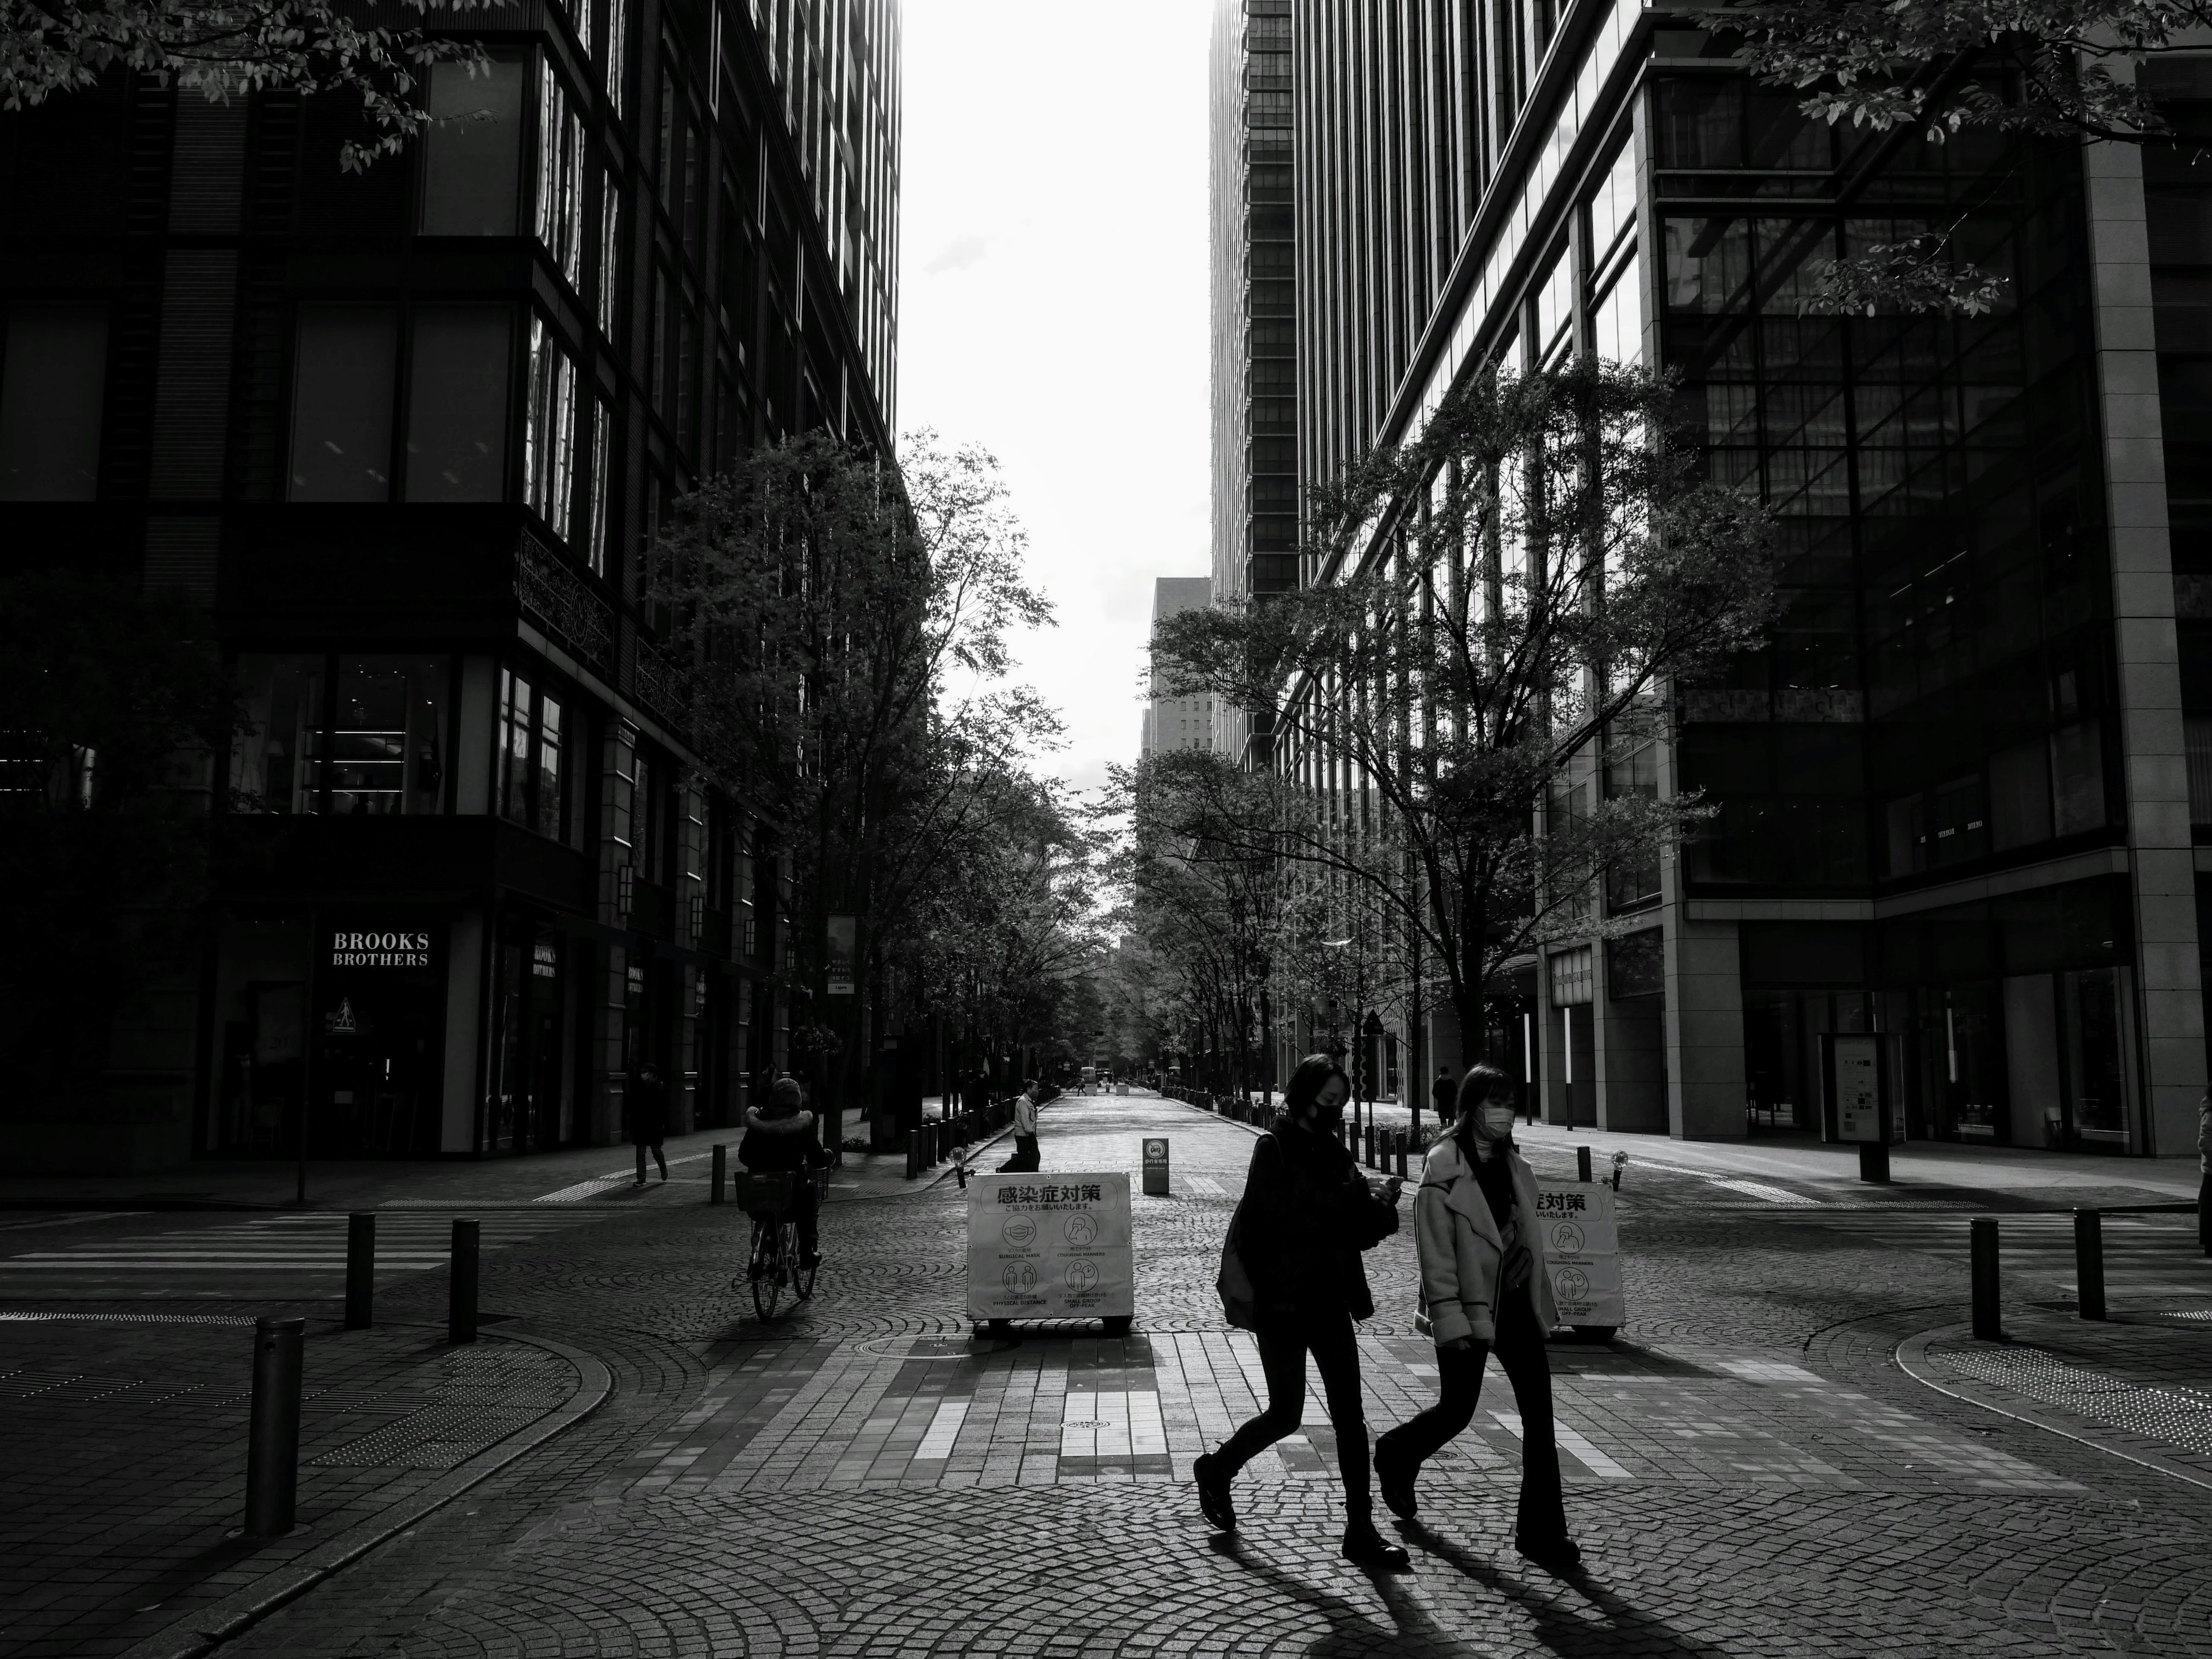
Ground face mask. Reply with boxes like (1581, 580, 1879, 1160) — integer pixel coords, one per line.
(1480, 1103, 1517, 1138)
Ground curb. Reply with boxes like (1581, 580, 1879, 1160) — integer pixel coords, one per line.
(1895, 1321, 2212, 1495)
(119, 1326, 616, 1659)
(1161, 1094, 1266, 1138)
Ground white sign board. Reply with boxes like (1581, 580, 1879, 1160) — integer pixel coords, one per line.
(967, 1172, 1134, 1321)
(1532, 1183, 1623, 1328)
(1833, 1033, 1883, 1143)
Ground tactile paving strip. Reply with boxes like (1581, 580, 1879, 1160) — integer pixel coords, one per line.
(1939, 1344, 2212, 1456)
(310, 1343, 576, 1468)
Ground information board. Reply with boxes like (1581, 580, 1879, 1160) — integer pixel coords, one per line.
(967, 1172, 1134, 1321)
(1141, 1138, 1169, 1196)
(1531, 1183, 1624, 1328)
(1832, 1033, 1883, 1143)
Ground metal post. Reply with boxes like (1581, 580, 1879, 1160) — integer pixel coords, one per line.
(449, 1218, 479, 1344)
(1577, 1145, 1593, 1183)
(244, 1315, 305, 1537)
(343, 1212, 374, 1330)
(2074, 1209, 2106, 1321)
(1970, 1217, 2001, 1340)
(1858, 1141, 1890, 1184)
(1395, 1131, 1408, 1180)
(711, 1143, 727, 1205)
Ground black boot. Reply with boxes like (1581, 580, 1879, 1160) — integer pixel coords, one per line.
(1374, 1439, 1418, 1521)
(1193, 1451, 1236, 1533)
(1516, 1534, 1582, 1573)
(1342, 1519, 1411, 1571)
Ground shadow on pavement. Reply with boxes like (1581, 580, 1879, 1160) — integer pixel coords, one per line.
(1400, 1518, 1716, 1658)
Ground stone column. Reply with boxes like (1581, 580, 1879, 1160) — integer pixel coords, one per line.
(2083, 119, 2207, 1155)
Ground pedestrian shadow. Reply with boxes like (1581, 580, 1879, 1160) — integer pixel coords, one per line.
(1396, 1520, 1719, 1658)
(1207, 1531, 1468, 1656)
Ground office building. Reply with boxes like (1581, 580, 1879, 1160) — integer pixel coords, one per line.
(0, 0, 902, 1169)
(1208, 0, 1298, 764)
(1144, 577, 1218, 758)
(1267, 0, 2203, 1156)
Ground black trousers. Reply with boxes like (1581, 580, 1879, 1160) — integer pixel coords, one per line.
(1376, 1294, 1567, 1546)
(634, 1139, 667, 1180)
(998, 1134, 1040, 1172)
(1214, 1305, 1373, 1522)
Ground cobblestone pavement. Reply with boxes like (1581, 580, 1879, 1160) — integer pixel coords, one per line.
(7, 1092, 2211, 1657)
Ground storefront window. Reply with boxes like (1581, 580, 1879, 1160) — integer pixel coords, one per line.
(498, 669, 570, 841)
(233, 655, 449, 815)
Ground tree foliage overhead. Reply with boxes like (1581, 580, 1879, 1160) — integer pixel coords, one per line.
(5, 0, 490, 169)
(1147, 359, 1774, 1047)
(1703, 0, 2207, 312)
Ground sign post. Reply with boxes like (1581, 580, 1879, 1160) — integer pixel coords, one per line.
(1141, 1138, 1169, 1196)
(1824, 1032, 1891, 1183)
(967, 1172, 1133, 1334)
(1532, 1183, 1623, 1336)
(824, 915, 857, 996)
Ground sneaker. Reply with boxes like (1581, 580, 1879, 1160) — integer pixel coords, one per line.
(1341, 1522, 1412, 1571)
(1516, 1535, 1582, 1573)
(1374, 1441, 1418, 1521)
(1192, 1452, 1236, 1533)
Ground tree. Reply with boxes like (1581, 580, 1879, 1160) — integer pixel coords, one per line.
(1703, 0, 2206, 312)
(654, 430, 1056, 1133)
(0, 572, 240, 1112)
(1149, 358, 1774, 1070)
(6, 0, 488, 170)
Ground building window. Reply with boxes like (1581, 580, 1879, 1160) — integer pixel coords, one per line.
(498, 668, 570, 840)
(632, 751, 661, 880)
(0, 304, 107, 501)
(597, 172, 624, 342)
(525, 313, 577, 536)
(420, 58, 525, 236)
(535, 61, 587, 289)
(588, 399, 615, 575)
(289, 305, 396, 502)
(604, 0, 628, 117)
(406, 306, 512, 502)
(233, 654, 449, 816)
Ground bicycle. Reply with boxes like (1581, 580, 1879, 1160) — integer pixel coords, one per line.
(734, 1168, 828, 1321)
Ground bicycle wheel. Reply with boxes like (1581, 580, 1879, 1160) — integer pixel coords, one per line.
(792, 1224, 819, 1301)
(750, 1222, 785, 1321)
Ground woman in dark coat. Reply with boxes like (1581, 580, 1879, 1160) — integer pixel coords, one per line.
(629, 1062, 670, 1184)
(1195, 1053, 1408, 1570)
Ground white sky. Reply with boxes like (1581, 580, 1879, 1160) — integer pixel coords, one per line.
(896, 1, 1211, 794)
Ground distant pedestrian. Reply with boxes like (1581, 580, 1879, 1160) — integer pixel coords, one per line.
(1195, 1054, 1409, 1571)
(2198, 1088, 2210, 1257)
(629, 1063, 670, 1184)
(1429, 1066, 1456, 1135)
(998, 1078, 1042, 1172)
(742, 1075, 826, 1267)
(1374, 1061, 1580, 1573)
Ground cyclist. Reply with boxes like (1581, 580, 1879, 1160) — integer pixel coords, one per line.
(741, 1077, 827, 1268)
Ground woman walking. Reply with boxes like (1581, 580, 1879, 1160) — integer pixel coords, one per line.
(1373, 1061, 1580, 1571)
(629, 1062, 670, 1184)
(1194, 1054, 1410, 1570)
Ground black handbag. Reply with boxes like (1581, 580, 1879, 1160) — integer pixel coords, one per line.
(1216, 1199, 1259, 1330)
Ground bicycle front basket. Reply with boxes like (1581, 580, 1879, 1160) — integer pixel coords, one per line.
(733, 1171, 797, 1219)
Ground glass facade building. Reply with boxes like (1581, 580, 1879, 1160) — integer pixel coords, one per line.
(0, 0, 900, 1166)
(1259, 0, 2203, 1154)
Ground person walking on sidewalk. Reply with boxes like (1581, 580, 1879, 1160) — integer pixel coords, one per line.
(1373, 1060, 1581, 1573)
(741, 1077, 826, 1267)
(998, 1078, 1043, 1172)
(1194, 1054, 1410, 1571)
(2198, 1088, 2211, 1257)
(1429, 1066, 1456, 1137)
(629, 1063, 670, 1185)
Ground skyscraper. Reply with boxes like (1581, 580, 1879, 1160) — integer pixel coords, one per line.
(1144, 577, 1218, 759)
(0, 0, 902, 1169)
(1208, 0, 1298, 764)
(1268, 1, 2205, 1157)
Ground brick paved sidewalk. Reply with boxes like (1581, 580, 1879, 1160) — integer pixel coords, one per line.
(0, 1309, 586, 1658)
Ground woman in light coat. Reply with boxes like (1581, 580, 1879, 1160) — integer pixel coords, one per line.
(1373, 1060, 1580, 1571)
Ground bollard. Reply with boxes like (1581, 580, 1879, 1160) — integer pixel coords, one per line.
(1970, 1216, 2001, 1340)
(344, 1211, 374, 1330)
(2074, 1209, 2106, 1321)
(1858, 1141, 1891, 1184)
(1577, 1145, 1593, 1184)
(906, 1129, 919, 1180)
(244, 1315, 305, 1537)
(449, 1218, 479, 1345)
(1395, 1131, 1408, 1180)
(711, 1143, 728, 1205)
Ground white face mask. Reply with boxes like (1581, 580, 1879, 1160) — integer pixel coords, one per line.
(1479, 1103, 1517, 1139)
